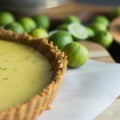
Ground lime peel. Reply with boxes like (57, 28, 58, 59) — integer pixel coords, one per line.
(63, 42, 88, 68)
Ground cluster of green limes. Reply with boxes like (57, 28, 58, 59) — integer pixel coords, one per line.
(86, 6, 120, 49)
(56, 15, 89, 41)
(87, 15, 113, 49)
(0, 11, 50, 39)
(49, 15, 89, 68)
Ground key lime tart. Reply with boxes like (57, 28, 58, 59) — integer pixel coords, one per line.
(0, 27, 67, 120)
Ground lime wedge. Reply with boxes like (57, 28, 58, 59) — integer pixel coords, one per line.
(68, 23, 89, 40)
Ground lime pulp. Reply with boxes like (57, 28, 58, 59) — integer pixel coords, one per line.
(68, 23, 89, 40)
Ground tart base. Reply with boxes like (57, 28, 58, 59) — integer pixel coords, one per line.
(0, 27, 67, 120)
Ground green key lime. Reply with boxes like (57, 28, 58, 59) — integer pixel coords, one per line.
(30, 28, 48, 39)
(5, 22, 24, 34)
(94, 16, 109, 27)
(57, 24, 68, 30)
(111, 6, 120, 19)
(86, 27, 95, 38)
(49, 30, 73, 51)
(33, 15, 50, 30)
(63, 42, 88, 68)
(19, 17, 37, 33)
(0, 11, 15, 26)
(63, 15, 81, 24)
(89, 22, 107, 33)
(68, 23, 89, 40)
(92, 31, 113, 48)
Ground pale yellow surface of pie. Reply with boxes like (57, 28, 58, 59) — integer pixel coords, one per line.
(0, 40, 52, 110)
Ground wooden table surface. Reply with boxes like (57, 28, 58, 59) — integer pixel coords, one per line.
(43, 2, 120, 119)
(43, 2, 114, 20)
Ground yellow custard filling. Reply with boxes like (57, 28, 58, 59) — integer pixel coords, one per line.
(0, 40, 52, 110)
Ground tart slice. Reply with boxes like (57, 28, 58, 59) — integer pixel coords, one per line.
(0, 27, 67, 120)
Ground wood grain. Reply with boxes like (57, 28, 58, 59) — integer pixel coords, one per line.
(95, 99, 120, 120)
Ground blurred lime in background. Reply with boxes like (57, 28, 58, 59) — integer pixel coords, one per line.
(93, 16, 109, 27)
(19, 17, 37, 33)
(92, 31, 113, 48)
(33, 15, 50, 30)
(68, 23, 89, 40)
(62, 15, 81, 24)
(0, 11, 15, 26)
(86, 27, 95, 38)
(5, 22, 24, 34)
(89, 22, 107, 33)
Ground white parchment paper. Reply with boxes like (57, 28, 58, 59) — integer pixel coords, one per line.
(37, 60, 120, 120)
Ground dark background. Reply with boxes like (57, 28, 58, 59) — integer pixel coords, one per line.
(75, 0, 120, 6)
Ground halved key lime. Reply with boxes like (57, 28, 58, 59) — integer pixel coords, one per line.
(68, 23, 89, 40)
